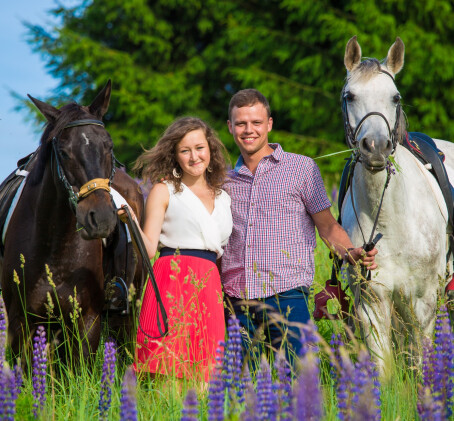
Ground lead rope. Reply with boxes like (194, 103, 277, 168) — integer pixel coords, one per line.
(349, 165, 391, 340)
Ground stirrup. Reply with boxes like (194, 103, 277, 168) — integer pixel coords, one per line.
(104, 277, 129, 315)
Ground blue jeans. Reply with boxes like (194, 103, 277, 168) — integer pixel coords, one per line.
(225, 287, 310, 368)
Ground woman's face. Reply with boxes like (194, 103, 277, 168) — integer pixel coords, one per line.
(175, 129, 211, 179)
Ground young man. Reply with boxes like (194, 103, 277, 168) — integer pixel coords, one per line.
(221, 89, 377, 363)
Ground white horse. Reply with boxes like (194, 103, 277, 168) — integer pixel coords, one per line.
(341, 36, 453, 371)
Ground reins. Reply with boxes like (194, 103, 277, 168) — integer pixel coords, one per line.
(122, 206, 169, 338)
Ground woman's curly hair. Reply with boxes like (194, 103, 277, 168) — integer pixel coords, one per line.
(133, 117, 230, 194)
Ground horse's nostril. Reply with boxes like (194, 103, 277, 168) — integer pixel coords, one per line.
(387, 140, 393, 151)
(89, 211, 98, 228)
(361, 138, 372, 153)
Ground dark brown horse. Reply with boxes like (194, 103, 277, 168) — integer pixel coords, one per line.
(0, 81, 144, 360)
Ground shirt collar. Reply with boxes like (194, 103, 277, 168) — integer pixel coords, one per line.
(233, 143, 283, 174)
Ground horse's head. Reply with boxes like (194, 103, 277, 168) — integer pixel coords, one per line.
(28, 81, 118, 239)
(342, 36, 406, 172)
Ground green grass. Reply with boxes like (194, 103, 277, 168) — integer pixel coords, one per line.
(2, 237, 428, 420)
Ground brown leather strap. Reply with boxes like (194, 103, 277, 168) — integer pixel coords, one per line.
(77, 178, 110, 199)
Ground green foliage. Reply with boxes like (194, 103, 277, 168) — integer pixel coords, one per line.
(24, 0, 454, 183)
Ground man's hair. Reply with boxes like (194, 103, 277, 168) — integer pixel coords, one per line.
(228, 89, 271, 120)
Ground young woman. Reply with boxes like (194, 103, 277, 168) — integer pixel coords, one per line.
(122, 117, 232, 381)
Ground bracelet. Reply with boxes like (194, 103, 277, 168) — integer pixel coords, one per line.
(344, 248, 355, 264)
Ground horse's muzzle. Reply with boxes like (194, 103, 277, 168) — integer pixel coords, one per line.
(76, 191, 117, 239)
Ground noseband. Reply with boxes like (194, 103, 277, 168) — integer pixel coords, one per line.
(51, 119, 116, 213)
(341, 69, 402, 159)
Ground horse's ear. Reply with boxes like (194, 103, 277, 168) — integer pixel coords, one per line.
(344, 36, 362, 73)
(27, 95, 61, 123)
(88, 80, 112, 119)
(385, 37, 405, 75)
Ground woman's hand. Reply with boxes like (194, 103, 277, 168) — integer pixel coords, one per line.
(117, 205, 138, 224)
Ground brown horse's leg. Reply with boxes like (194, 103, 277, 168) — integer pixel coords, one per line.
(72, 310, 101, 366)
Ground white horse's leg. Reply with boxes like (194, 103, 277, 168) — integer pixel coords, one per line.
(350, 276, 394, 374)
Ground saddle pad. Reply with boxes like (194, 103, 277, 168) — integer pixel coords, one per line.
(2, 176, 27, 244)
(110, 187, 132, 243)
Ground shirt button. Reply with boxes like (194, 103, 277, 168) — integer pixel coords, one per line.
(249, 223, 253, 227)
(251, 202, 254, 206)
(248, 244, 251, 248)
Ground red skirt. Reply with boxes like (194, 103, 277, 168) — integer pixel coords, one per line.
(134, 254, 225, 381)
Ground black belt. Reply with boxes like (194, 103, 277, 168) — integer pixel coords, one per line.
(159, 247, 217, 264)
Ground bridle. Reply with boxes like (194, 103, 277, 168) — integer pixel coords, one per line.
(51, 119, 116, 214)
(341, 69, 402, 161)
(340, 68, 402, 248)
(340, 70, 401, 330)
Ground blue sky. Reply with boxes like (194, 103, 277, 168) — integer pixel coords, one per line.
(0, 1, 75, 180)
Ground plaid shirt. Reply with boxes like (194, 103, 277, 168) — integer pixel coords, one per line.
(221, 143, 331, 299)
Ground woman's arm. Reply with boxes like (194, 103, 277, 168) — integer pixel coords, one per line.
(118, 182, 169, 259)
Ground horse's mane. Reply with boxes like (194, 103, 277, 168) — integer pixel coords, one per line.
(29, 103, 92, 185)
(347, 58, 383, 83)
(345, 58, 407, 144)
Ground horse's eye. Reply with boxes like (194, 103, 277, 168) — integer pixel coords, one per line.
(393, 93, 401, 104)
(344, 91, 355, 103)
(59, 149, 70, 160)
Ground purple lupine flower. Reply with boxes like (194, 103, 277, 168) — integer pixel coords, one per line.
(208, 346, 226, 421)
(273, 352, 292, 419)
(417, 385, 444, 421)
(299, 321, 319, 358)
(99, 340, 117, 421)
(119, 366, 137, 421)
(223, 316, 244, 403)
(242, 366, 258, 421)
(294, 351, 323, 421)
(329, 333, 343, 385)
(0, 362, 23, 421)
(421, 336, 435, 389)
(432, 304, 454, 418)
(0, 365, 16, 420)
(256, 357, 277, 421)
(32, 325, 47, 418)
(386, 160, 397, 175)
(352, 349, 381, 420)
(13, 364, 23, 398)
(0, 295, 6, 369)
(181, 389, 199, 421)
(337, 347, 355, 421)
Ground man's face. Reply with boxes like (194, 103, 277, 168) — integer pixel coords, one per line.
(228, 103, 273, 158)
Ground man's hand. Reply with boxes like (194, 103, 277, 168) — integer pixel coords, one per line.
(345, 247, 378, 270)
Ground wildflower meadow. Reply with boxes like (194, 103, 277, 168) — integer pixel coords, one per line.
(0, 238, 453, 420)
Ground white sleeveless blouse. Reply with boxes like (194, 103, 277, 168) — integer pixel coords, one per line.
(159, 182, 233, 258)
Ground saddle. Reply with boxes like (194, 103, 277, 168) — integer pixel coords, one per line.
(313, 132, 454, 320)
(0, 151, 38, 255)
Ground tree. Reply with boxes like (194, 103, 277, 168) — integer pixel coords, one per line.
(25, 0, 454, 183)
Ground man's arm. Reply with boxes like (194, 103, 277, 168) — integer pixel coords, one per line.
(311, 208, 378, 269)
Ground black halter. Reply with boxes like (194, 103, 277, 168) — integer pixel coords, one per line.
(341, 69, 402, 157)
(51, 119, 116, 214)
